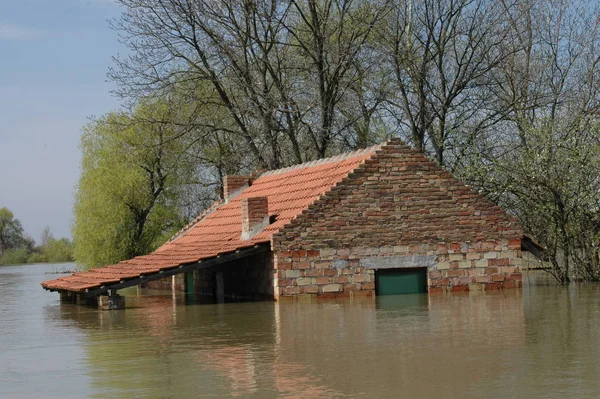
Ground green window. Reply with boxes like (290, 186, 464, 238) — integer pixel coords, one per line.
(376, 268, 427, 295)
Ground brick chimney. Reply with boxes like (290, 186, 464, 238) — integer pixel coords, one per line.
(224, 175, 250, 202)
(241, 196, 269, 240)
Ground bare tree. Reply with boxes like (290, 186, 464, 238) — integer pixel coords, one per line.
(379, 0, 520, 166)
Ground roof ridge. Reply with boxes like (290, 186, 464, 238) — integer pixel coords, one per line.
(260, 143, 384, 177)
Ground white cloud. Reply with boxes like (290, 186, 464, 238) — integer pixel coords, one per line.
(0, 24, 38, 40)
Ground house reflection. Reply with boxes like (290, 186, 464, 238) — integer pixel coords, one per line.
(49, 289, 526, 398)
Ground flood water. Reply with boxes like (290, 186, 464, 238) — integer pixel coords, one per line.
(2, 263, 600, 398)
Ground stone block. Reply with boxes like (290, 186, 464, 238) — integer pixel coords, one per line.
(297, 277, 314, 286)
(320, 248, 336, 257)
(510, 258, 523, 266)
(466, 252, 480, 260)
(322, 284, 342, 293)
(469, 283, 484, 292)
(437, 261, 451, 270)
(458, 261, 472, 269)
(98, 294, 125, 310)
(315, 261, 332, 269)
(286, 270, 301, 278)
(303, 285, 319, 294)
(499, 266, 518, 274)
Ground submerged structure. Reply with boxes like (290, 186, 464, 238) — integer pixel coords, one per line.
(42, 139, 527, 309)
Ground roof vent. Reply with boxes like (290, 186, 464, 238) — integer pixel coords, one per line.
(241, 196, 269, 240)
(224, 175, 250, 202)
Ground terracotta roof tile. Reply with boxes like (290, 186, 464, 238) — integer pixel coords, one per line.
(41, 145, 381, 293)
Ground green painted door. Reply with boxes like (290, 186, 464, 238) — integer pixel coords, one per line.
(185, 271, 195, 294)
(376, 268, 427, 295)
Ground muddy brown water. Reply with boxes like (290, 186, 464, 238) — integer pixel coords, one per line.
(1, 263, 600, 398)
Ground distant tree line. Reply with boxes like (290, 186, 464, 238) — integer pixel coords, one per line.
(73, 0, 600, 283)
(0, 208, 74, 265)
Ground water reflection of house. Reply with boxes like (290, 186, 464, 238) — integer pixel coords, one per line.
(52, 291, 526, 398)
(43, 139, 535, 307)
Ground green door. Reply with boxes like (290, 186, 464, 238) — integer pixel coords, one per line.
(376, 268, 427, 295)
(185, 271, 195, 294)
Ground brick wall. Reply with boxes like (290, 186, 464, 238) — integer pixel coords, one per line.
(272, 140, 523, 298)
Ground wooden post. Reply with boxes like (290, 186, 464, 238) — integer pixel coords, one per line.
(216, 272, 225, 303)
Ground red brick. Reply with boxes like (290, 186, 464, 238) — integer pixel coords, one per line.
(490, 258, 510, 266)
(277, 262, 292, 270)
(302, 285, 319, 294)
(292, 250, 307, 258)
(508, 273, 522, 281)
(503, 280, 516, 289)
(343, 283, 358, 291)
(353, 290, 374, 297)
(361, 282, 375, 290)
(452, 285, 469, 292)
(304, 269, 321, 277)
(334, 276, 349, 284)
(293, 261, 310, 270)
(485, 282, 502, 290)
(508, 239, 521, 249)
(428, 286, 444, 294)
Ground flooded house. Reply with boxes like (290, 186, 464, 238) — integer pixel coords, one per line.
(41, 139, 527, 309)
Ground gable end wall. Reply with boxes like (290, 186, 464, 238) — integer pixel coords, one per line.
(271, 140, 523, 299)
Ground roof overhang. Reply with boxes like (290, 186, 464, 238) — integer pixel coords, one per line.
(521, 235, 548, 261)
(44, 243, 270, 298)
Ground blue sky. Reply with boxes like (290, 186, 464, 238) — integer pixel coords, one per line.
(0, 0, 125, 241)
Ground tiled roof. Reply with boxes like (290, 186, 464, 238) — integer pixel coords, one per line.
(41, 145, 381, 293)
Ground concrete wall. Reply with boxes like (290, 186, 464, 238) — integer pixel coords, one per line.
(272, 140, 523, 299)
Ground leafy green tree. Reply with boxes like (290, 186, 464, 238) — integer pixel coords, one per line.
(73, 100, 205, 268)
(0, 247, 30, 265)
(465, 122, 600, 283)
(43, 237, 74, 263)
(0, 207, 25, 256)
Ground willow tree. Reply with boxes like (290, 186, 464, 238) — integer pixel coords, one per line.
(73, 101, 204, 268)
